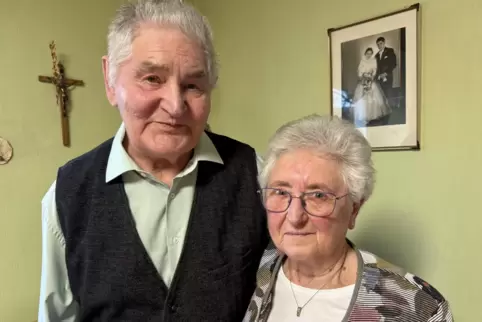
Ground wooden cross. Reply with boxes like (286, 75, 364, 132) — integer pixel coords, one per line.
(38, 41, 84, 147)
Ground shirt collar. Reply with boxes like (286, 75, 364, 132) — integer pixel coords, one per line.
(105, 123, 224, 182)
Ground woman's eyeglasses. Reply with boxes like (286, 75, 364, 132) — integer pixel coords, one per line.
(258, 188, 349, 218)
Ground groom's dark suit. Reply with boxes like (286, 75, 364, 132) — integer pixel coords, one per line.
(375, 47, 397, 98)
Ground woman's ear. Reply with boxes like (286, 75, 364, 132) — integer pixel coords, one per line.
(348, 199, 365, 230)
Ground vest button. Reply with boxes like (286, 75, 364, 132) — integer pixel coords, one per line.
(170, 304, 178, 313)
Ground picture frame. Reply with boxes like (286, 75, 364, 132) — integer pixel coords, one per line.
(328, 4, 420, 151)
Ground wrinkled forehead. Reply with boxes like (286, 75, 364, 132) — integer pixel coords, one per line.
(131, 24, 207, 69)
(268, 150, 345, 191)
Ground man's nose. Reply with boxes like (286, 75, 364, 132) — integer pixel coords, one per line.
(162, 81, 185, 117)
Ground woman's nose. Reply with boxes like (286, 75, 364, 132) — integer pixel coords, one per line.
(286, 197, 306, 225)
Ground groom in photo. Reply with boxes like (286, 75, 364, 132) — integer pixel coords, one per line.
(375, 36, 397, 102)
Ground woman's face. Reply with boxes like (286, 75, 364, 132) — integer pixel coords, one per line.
(364, 50, 373, 59)
(265, 149, 360, 262)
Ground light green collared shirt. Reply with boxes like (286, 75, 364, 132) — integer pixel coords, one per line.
(38, 124, 261, 322)
(105, 123, 224, 286)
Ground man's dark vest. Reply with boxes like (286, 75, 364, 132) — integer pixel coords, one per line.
(55, 132, 269, 322)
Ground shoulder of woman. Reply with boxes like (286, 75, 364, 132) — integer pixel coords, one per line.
(256, 241, 283, 275)
(357, 249, 449, 306)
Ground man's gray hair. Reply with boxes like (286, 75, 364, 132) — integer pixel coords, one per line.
(106, 0, 218, 88)
(259, 114, 375, 203)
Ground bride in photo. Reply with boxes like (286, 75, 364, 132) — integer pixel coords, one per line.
(351, 47, 391, 126)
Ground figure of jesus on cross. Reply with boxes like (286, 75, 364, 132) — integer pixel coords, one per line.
(38, 41, 84, 147)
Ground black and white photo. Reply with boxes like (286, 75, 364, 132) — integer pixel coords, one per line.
(329, 4, 420, 150)
(341, 30, 405, 127)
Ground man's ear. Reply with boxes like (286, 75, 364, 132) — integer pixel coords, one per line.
(102, 56, 117, 106)
(348, 199, 365, 230)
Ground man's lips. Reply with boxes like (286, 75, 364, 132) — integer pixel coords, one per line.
(154, 122, 187, 131)
(285, 232, 314, 236)
(156, 122, 184, 127)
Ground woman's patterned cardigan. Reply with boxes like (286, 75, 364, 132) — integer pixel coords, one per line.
(243, 240, 454, 322)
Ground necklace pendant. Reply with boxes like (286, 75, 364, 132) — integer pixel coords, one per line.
(296, 307, 302, 317)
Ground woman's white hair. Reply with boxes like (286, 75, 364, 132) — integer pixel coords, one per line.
(259, 114, 376, 203)
(106, 0, 218, 88)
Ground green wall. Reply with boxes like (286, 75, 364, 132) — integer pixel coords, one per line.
(193, 0, 481, 320)
(0, 0, 122, 320)
(1, 0, 478, 320)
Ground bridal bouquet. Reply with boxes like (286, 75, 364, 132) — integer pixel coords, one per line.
(361, 73, 372, 93)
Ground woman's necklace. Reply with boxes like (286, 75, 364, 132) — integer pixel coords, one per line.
(288, 246, 349, 317)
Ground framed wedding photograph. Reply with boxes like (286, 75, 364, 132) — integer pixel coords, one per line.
(328, 4, 420, 151)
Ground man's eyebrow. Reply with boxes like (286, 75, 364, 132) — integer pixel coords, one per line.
(135, 61, 170, 75)
(186, 70, 207, 79)
(135, 62, 207, 79)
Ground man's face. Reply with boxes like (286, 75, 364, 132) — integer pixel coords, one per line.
(377, 40, 385, 50)
(102, 23, 211, 161)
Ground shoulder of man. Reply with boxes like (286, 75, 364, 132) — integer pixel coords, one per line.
(205, 131, 254, 149)
(59, 137, 114, 171)
(205, 131, 258, 158)
(205, 131, 264, 174)
(53, 137, 114, 194)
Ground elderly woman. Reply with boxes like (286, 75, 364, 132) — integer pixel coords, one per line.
(244, 115, 453, 322)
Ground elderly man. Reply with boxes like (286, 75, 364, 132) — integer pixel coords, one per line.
(38, 0, 268, 321)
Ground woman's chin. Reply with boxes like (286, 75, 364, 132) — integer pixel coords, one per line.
(282, 244, 316, 262)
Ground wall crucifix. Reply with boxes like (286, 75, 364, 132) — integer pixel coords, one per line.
(38, 41, 84, 147)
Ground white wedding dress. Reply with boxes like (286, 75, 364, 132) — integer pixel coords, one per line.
(351, 57, 391, 125)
